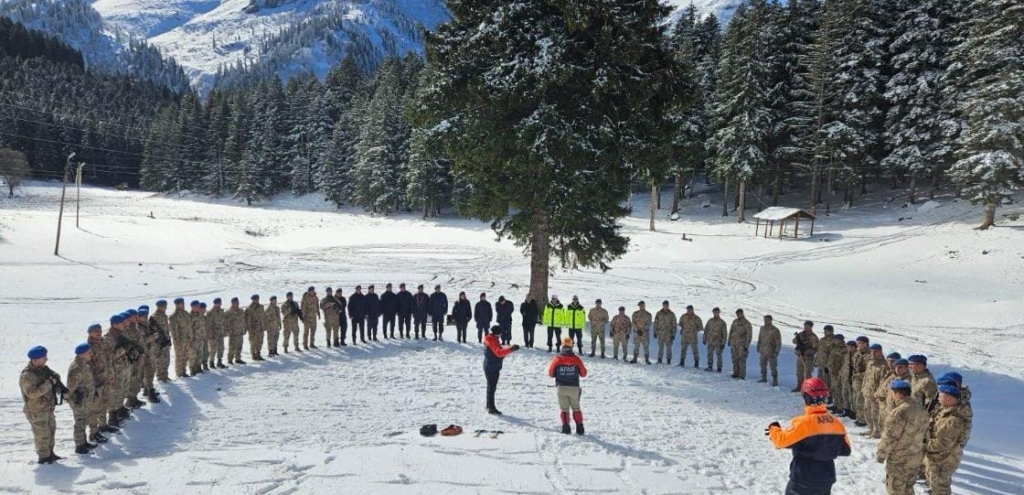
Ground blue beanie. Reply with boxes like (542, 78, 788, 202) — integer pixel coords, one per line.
(887, 352, 902, 360)
(213, 297, 222, 304)
(870, 343, 882, 351)
(908, 354, 927, 364)
(846, 340, 856, 346)
(938, 372, 963, 386)
(833, 333, 844, 340)
(937, 384, 960, 398)
(893, 358, 909, 366)
(137, 305, 150, 314)
(88, 323, 102, 332)
(27, 346, 47, 359)
(251, 294, 260, 300)
(231, 297, 239, 303)
(889, 379, 911, 390)
(110, 314, 126, 324)
(125, 309, 138, 317)
(199, 302, 207, 309)
(74, 343, 91, 355)
(173, 298, 185, 305)
(156, 299, 168, 307)
(286, 292, 293, 297)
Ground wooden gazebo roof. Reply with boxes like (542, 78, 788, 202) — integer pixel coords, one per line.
(753, 207, 817, 239)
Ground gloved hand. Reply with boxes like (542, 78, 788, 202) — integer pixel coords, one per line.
(876, 455, 886, 464)
(510, 345, 520, 351)
(764, 421, 781, 436)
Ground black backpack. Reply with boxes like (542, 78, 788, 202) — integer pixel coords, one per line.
(419, 424, 438, 437)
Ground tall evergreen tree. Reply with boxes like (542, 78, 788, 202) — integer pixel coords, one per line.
(416, 0, 675, 301)
(948, 0, 1024, 229)
(352, 57, 411, 214)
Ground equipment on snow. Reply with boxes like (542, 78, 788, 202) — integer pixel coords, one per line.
(440, 425, 463, 436)
(419, 424, 438, 437)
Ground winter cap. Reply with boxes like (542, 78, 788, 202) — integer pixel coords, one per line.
(231, 297, 239, 303)
(308, 286, 315, 292)
(638, 301, 645, 306)
(856, 336, 869, 343)
(386, 283, 393, 288)
(735, 308, 743, 314)
(893, 358, 909, 367)
(595, 299, 602, 303)
(213, 298, 222, 304)
(889, 379, 911, 390)
(823, 325, 834, 331)
(368, 285, 375, 289)
(712, 307, 720, 312)
(833, 333, 844, 341)
(74, 343, 91, 355)
(155, 299, 168, 307)
(110, 314, 126, 324)
(326, 287, 332, 291)
(937, 372, 963, 387)
(489, 325, 502, 335)
(498, 296, 505, 302)
(803, 320, 814, 327)
(572, 295, 579, 300)
(938, 384, 961, 398)
(686, 305, 694, 310)
(250, 294, 259, 300)
(869, 343, 882, 351)
(125, 309, 138, 317)
(190, 300, 200, 307)
(846, 340, 857, 347)
(908, 354, 927, 364)
(88, 323, 102, 332)
(173, 298, 185, 305)
(551, 294, 558, 300)
(286, 292, 294, 297)
(618, 306, 625, 311)
(435, 285, 441, 290)
(664, 300, 671, 306)
(199, 303, 207, 309)
(355, 285, 362, 290)
(886, 352, 902, 360)
(269, 295, 277, 301)
(27, 346, 47, 359)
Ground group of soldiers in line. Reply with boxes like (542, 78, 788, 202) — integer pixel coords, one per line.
(18, 285, 973, 495)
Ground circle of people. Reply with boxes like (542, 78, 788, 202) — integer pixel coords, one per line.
(18, 284, 972, 495)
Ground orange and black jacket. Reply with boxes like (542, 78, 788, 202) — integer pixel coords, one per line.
(769, 405, 852, 486)
(483, 334, 514, 373)
(547, 352, 588, 386)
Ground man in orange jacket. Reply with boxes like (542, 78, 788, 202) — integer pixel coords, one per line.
(483, 325, 520, 415)
(547, 336, 588, 435)
(768, 377, 852, 494)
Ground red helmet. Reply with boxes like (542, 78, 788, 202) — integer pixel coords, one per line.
(801, 377, 830, 398)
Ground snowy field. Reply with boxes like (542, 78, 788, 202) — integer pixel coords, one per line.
(0, 182, 1022, 494)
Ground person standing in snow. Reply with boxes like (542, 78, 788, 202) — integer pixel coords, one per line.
(474, 293, 493, 343)
(876, 379, 929, 495)
(565, 296, 586, 354)
(728, 309, 753, 379)
(397, 283, 413, 339)
(547, 336, 588, 435)
(908, 355, 938, 407)
(792, 321, 819, 391)
(429, 285, 449, 340)
(703, 308, 727, 372)
(224, 297, 246, 365)
(815, 325, 836, 387)
(757, 315, 781, 385)
(149, 300, 172, 382)
(923, 384, 970, 495)
(381, 283, 399, 339)
(66, 343, 97, 455)
(244, 295, 265, 362)
(678, 305, 703, 368)
(300, 287, 319, 350)
(520, 294, 539, 348)
(320, 287, 342, 348)
(630, 301, 652, 365)
(587, 299, 609, 358)
(348, 285, 367, 344)
(610, 306, 631, 360)
(20, 346, 64, 464)
(281, 292, 301, 352)
(264, 296, 282, 356)
(205, 299, 226, 368)
(452, 292, 472, 343)
(412, 285, 429, 339)
(767, 377, 851, 495)
(169, 298, 192, 378)
(496, 296, 515, 345)
(365, 285, 382, 341)
(542, 295, 564, 353)
(653, 301, 677, 365)
(483, 325, 520, 415)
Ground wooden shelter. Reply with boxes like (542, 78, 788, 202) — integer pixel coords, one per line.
(753, 207, 817, 239)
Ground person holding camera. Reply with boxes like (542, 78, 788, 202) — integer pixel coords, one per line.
(20, 346, 66, 464)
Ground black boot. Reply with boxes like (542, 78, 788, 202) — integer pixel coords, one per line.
(645, 358, 652, 365)
(100, 424, 119, 434)
(630, 357, 638, 364)
(561, 424, 571, 434)
(589, 352, 595, 358)
(91, 433, 108, 444)
(147, 389, 161, 403)
(576, 423, 585, 436)
(656, 359, 662, 364)
(75, 444, 92, 455)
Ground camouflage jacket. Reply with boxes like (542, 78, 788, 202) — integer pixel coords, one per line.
(206, 307, 225, 339)
(265, 303, 282, 332)
(301, 293, 320, 321)
(911, 370, 938, 407)
(588, 307, 609, 331)
(610, 314, 631, 337)
(877, 396, 928, 461)
(728, 317, 752, 348)
(20, 364, 58, 414)
(224, 307, 246, 337)
(679, 313, 703, 342)
(66, 358, 96, 410)
(703, 317, 727, 347)
(631, 309, 652, 337)
(925, 405, 969, 457)
(245, 303, 265, 334)
(757, 324, 781, 357)
(169, 310, 191, 347)
(654, 309, 677, 339)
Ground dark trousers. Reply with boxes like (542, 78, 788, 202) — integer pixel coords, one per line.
(432, 319, 444, 339)
(569, 328, 583, 353)
(456, 322, 468, 343)
(523, 324, 536, 348)
(351, 318, 365, 343)
(338, 316, 348, 344)
(785, 480, 832, 495)
(499, 321, 512, 344)
(367, 317, 379, 340)
(485, 370, 500, 410)
(399, 314, 411, 337)
(383, 314, 396, 338)
(414, 317, 426, 338)
(547, 327, 562, 350)
(476, 323, 490, 343)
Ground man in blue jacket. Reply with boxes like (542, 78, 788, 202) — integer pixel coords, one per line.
(397, 283, 413, 339)
(365, 285, 381, 341)
(474, 293, 493, 343)
(768, 378, 852, 494)
(428, 285, 448, 341)
(347, 286, 367, 345)
(381, 283, 398, 339)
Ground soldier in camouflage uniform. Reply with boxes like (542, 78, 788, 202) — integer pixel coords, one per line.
(924, 384, 969, 495)
(703, 308, 726, 373)
(851, 336, 871, 425)
(874, 356, 910, 438)
(610, 307, 630, 360)
(653, 301, 677, 365)
(206, 298, 227, 369)
(678, 305, 703, 368)
(245, 295, 267, 361)
(728, 309, 752, 379)
(876, 379, 928, 495)
(791, 321, 819, 392)
(225, 297, 246, 364)
(630, 302, 652, 365)
(300, 287, 320, 350)
(908, 355, 938, 407)
(136, 306, 161, 403)
(103, 314, 132, 425)
(150, 300, 172, 382)
(587, 299, 609, 358)
(169, 298, 192, 378)
(826, 335, 849, 413)
(860, 344, 889, 438)
(756, 315, 781, 385)
(86, 324, 117, 437)
(20, 346, 62, 464)
(66, 343, 97, 454)
(265, 295, 282, 356)
(814, 324, 835, 389)
(320, 288, 342, 348)
(931, 373, 972, 450)
(282, 292, 302, 353)
(189, 302, 207, 375)
(121, 309, 147, 409)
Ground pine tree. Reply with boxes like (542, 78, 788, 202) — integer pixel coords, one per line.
(352, 57, 411, 214)
(948, 0, 1024, 229)
(320, 110, 358, 207)
(668, 5, 705, 215)
(406, 126, 452, 218)
(416, 0, 675, 301)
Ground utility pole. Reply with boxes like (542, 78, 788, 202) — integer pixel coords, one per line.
(55, 152, 75, 256)
(75, 162, 85, 228)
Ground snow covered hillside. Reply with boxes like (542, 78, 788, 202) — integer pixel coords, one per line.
(1, 183, 1021, 494)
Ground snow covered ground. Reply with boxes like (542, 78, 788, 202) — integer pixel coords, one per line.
(0, 182, 1022, 494)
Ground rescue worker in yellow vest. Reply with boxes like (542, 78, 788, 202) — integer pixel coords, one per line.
(542, 295, 564, 353)
(565, 296, 586, 355)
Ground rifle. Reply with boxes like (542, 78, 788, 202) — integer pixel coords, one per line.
(149, 316, 172, 348)
(116, 334, 147, 363)
(288, 300, 304, 320)
(48, 370, 69, 406)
